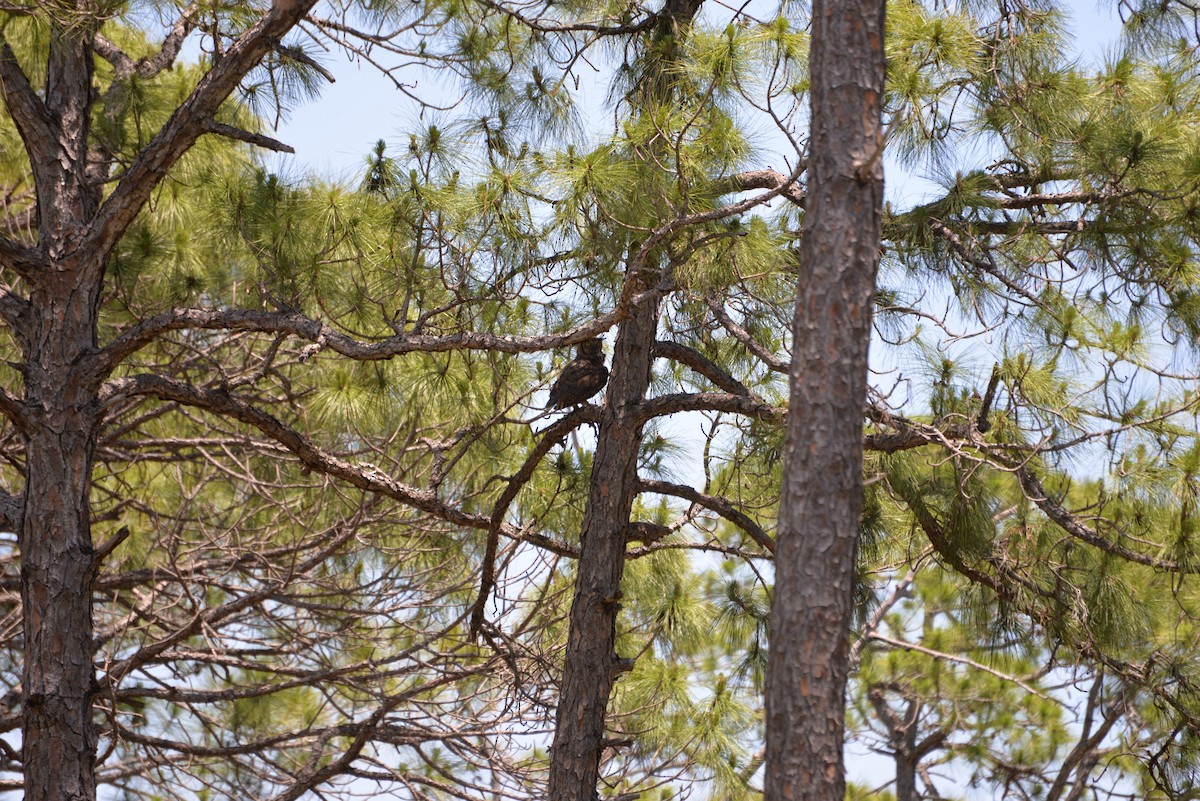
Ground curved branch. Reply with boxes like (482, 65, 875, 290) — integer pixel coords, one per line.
(106, 373, 513, 539)
(469, 405, 602, 637)
(1015, 465, 1200, 574)
(651, 339, 751, 395)
(707, 299, 790, 374)
(635, 391, 782, 425)
(637, 478, 774, 554)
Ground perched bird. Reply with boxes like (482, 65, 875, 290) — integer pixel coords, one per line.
(547, 339, 609, 409)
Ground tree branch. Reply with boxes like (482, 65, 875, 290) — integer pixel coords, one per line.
(0, 34, 54, 168)
(651, 339, 752, 395)
(85, 0, 321, 262)
(719, 168, 806, 207)
(1015, 465, 1200, 573)
(106, 373, 516, 540)
(635, 391, 782, 425)
(637, 478, 774, 553)
(92, 307, 626, 377)
(201, 120, 295, 153)
(469, 405, 602, 638)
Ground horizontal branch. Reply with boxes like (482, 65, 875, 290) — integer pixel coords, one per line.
(0, 234, 41, 278)
(470, 405, 602, 637)
(719, 168, 806, 207)
(92, 306, 629, 377)
(1015, 465, 1200, 574)
(707, 299, 790, 374)
(635, 391, 782, 425)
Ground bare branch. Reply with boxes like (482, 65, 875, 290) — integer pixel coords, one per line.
(0, 387, 27, 429)
(92, 307, 626, 377)
(868, 632, 1055, 701)
(707, 299, 790, 374)
(201, 120, 295, 153)
(651, 339, 753, 395)
(719, 168, 806, 207)
(635, 391, 782, 425)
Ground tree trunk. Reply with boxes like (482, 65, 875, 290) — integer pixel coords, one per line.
(547, 278, 662, 801)
(764, 0, 885, 799)
(21, 272, 103, 801)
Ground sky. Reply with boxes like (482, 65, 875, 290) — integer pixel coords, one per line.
(262, 0, 1128, 190)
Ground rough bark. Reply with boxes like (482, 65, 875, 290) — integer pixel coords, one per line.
(546, 275, 662, 801)
(0, 1, 317, 797)
(764, 0, 885, 799)
(20, 274, 104, 801)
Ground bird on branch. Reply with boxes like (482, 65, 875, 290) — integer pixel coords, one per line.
(547, 339, 609, 409)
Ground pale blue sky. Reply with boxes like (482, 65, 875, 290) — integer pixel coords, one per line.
(266, 0, 1127, 184)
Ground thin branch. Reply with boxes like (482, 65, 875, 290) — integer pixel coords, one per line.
(202, 120, 295, 153)
(868, 632, 1055, 702)
(469, 405, 602, 638)
(106, 373, 518, 541)
(707, 299, 790, 373)
(1015, 465, 1200, 573)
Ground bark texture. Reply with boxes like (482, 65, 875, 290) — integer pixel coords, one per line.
(547, 278, 662, 801)
(0, 2, 317, 797)
(764, 0, 886, 799)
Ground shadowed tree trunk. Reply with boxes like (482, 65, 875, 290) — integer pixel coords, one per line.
(0, 2, 318, 798)
(547, 275, 663, 801)
(764, 0, 886, 799)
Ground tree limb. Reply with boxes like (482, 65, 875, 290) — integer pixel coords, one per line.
(651, 339, 753, 395)
(105, 373, 517, 540)
(84, 0, 322, 263)
(469, 405, 602, 638)
(201, 120, 295, 153)
(637, 478, 774, 553)
(92, 307, 626, 377)
(0, 34, 54, 169)
(635, 391, 782, 425)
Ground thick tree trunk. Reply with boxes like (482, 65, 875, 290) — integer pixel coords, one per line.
(547, 279, 661, 801)
(21, 273, 103, 801)
(764, 1, 885, 799)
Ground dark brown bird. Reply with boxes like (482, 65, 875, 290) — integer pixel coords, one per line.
(547, 339, 608, 409)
